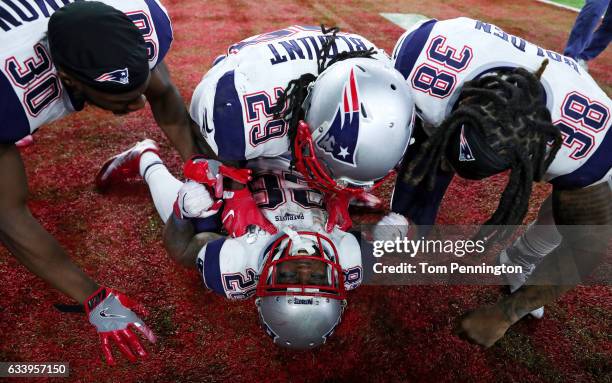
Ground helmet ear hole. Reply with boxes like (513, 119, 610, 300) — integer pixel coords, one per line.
(360, 103, 368, 118)
(390, 84, 397, 90)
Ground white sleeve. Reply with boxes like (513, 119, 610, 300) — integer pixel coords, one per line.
(196, 237, 258, 300)
(337, 232, 363, 290)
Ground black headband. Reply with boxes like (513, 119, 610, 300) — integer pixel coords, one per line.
(446, 122, 511, 180)
(48, 1, 149, 94)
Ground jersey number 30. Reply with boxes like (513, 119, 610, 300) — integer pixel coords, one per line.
(5, 43, 61, 117)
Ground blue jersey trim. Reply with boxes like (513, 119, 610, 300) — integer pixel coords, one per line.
(393, 19, 437, 79)
(212, 54, 226, 67)
(202, 237, 226, 295)
(214, 70, 246, 161)
(0, 71, 30, 143)
(143, 0, 173, 65)
(550, 127, 612, 189)
(190, 213, 221, 233)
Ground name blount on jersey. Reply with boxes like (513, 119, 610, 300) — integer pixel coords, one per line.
(267, 33, 370, 65)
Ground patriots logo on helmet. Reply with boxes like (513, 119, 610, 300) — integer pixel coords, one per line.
(94, 68, 130, 85)
(459, 125, 475, 161)
(316, 69, 360, 166)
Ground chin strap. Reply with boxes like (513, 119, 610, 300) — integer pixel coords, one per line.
(282, 228, 317, 255)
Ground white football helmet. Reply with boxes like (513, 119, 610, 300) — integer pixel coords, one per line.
(294, 57, 415, 194)
(255, 229, 347, 350)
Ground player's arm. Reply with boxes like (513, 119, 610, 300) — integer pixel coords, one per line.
(459, 181, 612, 347)
(145, 62, 216, 160)
(0, 144, 99, 302)
(0, 144, 156, 364)
(162, 214, 222, 268)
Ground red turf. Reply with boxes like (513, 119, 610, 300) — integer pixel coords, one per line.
(0, 0, 610, 382)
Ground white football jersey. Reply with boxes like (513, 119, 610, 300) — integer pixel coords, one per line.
(189, 25, 389, 161)
(0, 0, 173, 143)
(392, 17, 611, 189)
(195, 157, 363, 300)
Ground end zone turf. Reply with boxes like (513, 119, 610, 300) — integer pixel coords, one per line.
(0, 0, 609, 381)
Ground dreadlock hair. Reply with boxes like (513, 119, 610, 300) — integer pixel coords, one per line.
(273, 25, 376, 163)
(401, 60, 563, 240)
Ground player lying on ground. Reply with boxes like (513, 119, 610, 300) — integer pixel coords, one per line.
(188, 25, 415, 235)
(0, 0, 196, 364)
(387, 17, 612, 346)
(96, 141, 364, 349)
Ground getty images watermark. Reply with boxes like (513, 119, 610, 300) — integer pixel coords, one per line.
(357, 225, 612, 286)
(371, 236, 523, 276)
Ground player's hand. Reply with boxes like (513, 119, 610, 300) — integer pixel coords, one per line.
(324, 192, 352, 232)
(85, 287, 156, 366)
(456, 305, 512, 348)
(174, 181, 223, 219)
(221, 188, 277, 237)
(183, 155, 218, 188)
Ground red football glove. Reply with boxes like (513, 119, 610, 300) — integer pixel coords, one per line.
(218, 164, 253, 184)
(324, 191, 353, 232)
(183, 155, 218, 188)
(221, 187, 278, 237)
(85, 287, 156, 366)
(184, 156, 254, 198)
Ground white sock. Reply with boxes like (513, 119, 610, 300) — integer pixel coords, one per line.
(513, 222, 562, 265)
(139, 152, 183, 223)
(139, 151, 162, 177)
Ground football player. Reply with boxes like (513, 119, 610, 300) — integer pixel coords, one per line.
(387, 17, 611, 346)
(0, 0, 195, 365)
(96, 140, 364, 349)
(187, 25, 415, 236)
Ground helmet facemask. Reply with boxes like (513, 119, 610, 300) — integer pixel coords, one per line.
(256, 229, 346, 300)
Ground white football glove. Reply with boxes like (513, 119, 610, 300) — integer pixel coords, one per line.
(373, 213, 410, 242)
(175, 180, 220, 219)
